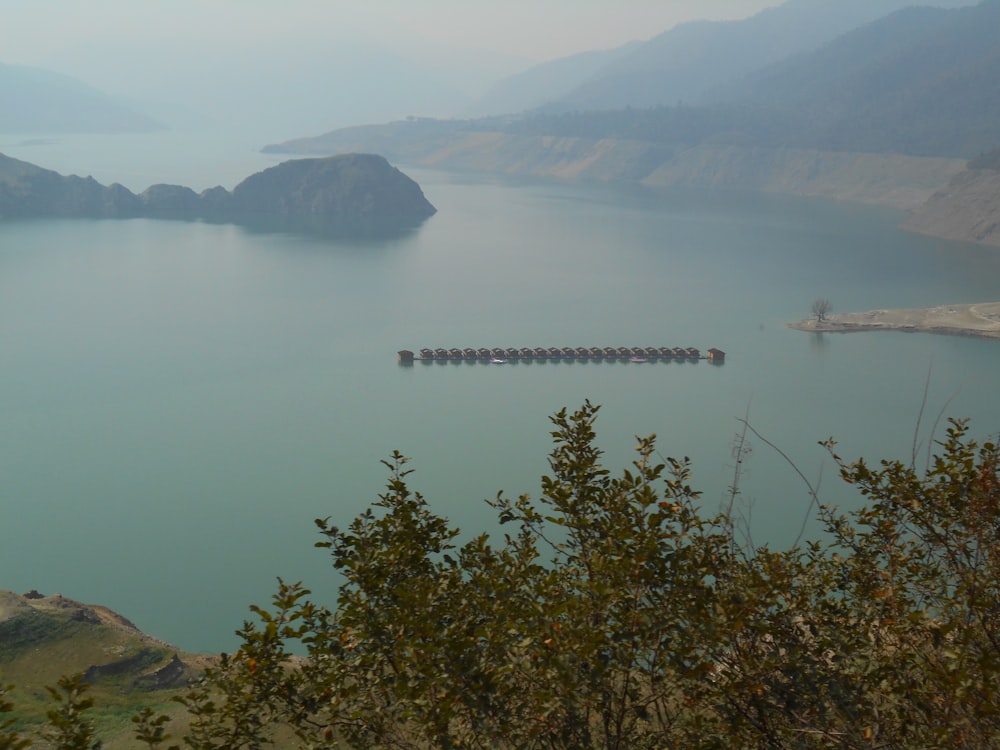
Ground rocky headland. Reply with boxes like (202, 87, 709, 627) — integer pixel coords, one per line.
(0, 152, 436, 233)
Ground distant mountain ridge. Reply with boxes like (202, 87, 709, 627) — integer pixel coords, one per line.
(705, 1, 1000, 157)
(0, 62, 162, 133)
(0, 152, 436, 234)
(462, 43, 641, 118)
(268, 1, 1000, 167)
(471, 0, 979, 117)
(502, 1, 1000, 159)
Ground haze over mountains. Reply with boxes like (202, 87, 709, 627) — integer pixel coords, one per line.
(0, 0, 987, 143)
(0, 62, 162, 133)
(272, 0, 996, 159)
(0, 29, 523, 140)
(0, 46, 483, 139)
(477, 0, 979, 116)
(500, 0, 1000, 158)
(268, 0, 1000, 161)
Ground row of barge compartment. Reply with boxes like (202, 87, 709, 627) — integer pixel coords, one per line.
(399, 347, 725, 363)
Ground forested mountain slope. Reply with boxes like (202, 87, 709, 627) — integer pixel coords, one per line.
(540, 0, 978, 113)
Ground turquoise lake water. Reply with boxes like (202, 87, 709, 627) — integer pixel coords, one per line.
(2, 133, 1000, 652)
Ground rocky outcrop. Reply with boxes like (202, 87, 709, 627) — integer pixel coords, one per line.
(133, 653, 191, 690)
(0, 154, 142, 217)
(0, 152, 436, 231)
(82, 648, 195, 690)
(229, 153, 435, 220)
(139, 183, 203, 216)
(900, 167, 1000, 247)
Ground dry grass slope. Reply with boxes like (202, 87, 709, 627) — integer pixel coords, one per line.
(0, 590, 211, 748)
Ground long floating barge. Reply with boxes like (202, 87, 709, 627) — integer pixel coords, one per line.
(398, 347, 725, 363)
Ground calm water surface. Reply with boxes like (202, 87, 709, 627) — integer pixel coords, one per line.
(3, 134, 1000, 651)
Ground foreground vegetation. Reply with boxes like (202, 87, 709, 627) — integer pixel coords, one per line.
(3, 402, 999, 748)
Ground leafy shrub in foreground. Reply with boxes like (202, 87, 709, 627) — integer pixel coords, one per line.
(179, 404, 1000, 749)
(4, 404, 999, 748)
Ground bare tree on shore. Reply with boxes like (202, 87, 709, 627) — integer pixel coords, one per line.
(811, 298, 832, 322)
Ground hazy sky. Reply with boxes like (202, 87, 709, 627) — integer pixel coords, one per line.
(1, 1, 788, 139)
(3, 1, 784, 67)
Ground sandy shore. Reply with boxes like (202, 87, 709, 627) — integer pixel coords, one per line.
(788, 302, 1000, 340)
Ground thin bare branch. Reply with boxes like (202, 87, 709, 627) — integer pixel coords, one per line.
(736, 418, 823, 548)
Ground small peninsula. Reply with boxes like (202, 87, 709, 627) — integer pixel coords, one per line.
(0, 152, 436, 232)
(789, 302, 1000, 341)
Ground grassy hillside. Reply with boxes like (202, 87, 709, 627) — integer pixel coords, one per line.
(0, 591, 208, 747)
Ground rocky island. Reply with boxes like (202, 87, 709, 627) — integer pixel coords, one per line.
(0, 152, 436, 235)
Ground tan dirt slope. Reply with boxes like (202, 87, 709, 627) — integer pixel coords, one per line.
(901, 169, 1000, 247)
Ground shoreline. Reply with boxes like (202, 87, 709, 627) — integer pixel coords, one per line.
(788, 302, 1000, 341)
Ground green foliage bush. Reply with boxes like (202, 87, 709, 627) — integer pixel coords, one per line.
(3, 403, 1000, 748)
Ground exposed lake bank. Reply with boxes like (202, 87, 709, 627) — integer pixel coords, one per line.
(900, 167, 1000, 248)
(265, 127, 1000, 247)
(265, 130, 968, 212)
